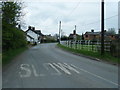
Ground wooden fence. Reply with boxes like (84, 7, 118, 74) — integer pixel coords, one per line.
(61, 40, 111, 53)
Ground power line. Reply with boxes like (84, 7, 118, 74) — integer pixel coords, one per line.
(105, 14, 118, 20)
(81, 14, 118, 26)
(65, 2, 81, 18)
(54, 2, 81, 22)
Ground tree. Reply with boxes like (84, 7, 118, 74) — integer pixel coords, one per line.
(2, 1, 22, 27)
(81, 33, 84, 40)
(107, 28, 116, 35)
(2, 1, 27, 51)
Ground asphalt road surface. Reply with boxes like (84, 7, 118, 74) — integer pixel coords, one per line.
(3, 43, 118, 88)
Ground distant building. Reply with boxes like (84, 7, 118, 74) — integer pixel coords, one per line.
(104, 31, 116, 41)
(69, 30, 80, 40)
(84, 29, 100, 40)
(53, 34, 59, 41)
(25, 26, 42, 44)
(84, 29, 116, 41)
(41, 34, 56, 43)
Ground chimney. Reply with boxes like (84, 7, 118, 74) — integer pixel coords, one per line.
(28, 26, 32, 30)
(91, 29, 94, 32)
(32, 27, 35, 31)
(104, 30, 106, 32)
(73, 30, 76, 35)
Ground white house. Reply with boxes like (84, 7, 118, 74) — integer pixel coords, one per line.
(25, 26, 42, 44)
(26, 34, 34, 44)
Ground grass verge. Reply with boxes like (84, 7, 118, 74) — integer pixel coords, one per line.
(2, 47, 27, 66)
(57, 44, 119, 64)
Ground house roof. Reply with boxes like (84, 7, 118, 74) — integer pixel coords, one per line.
(35, 30, 41, 34)
(85, 32, 100, 35)
(84, 30, 116, 36)
(25, 29, 43, 35)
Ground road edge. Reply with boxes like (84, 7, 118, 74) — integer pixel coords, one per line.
(56, 44, 118, 66)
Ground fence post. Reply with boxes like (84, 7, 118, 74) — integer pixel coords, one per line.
(68, 40, 69, 47)
(104, 40, 106, 52)
(110, 40, 112, 54)
(92, 41, 93, 51)
(82, 40, 83, 49)
(108, 40, 111, 53)
(75, 40, 77, 49)
(80, 40, 81, 49)
(70, 40, 72, 48)
(96, 40, 99, 52)
(87, 40, 88, 51)
(65, 40, 66, 46)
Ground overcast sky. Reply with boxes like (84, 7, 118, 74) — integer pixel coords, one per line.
(21, 0, 119, 36)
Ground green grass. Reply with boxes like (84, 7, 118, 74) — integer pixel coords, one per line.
(57, 44, 119, 64)
(2, 47, 28, 65)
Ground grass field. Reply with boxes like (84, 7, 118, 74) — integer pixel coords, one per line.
(57, 44, 119, 64)
(2, 47, 27, 66)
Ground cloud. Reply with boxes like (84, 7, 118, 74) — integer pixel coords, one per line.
(21, 1, 118, 35)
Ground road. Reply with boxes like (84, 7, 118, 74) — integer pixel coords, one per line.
(3, 43, 118, 88)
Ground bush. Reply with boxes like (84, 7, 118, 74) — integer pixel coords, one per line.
(2, 23, 27, 52)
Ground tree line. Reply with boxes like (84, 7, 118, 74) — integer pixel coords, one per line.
(2, 1, 27, 52)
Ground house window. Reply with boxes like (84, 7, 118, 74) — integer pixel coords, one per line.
(85, 35, 88, 38)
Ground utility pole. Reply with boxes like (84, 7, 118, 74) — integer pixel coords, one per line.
(75, 25, 76, 41)
(118, 1, 120, 34)
(75, 25, 76, 31)
(59, 21, 61, 44)
(101, 0, 104, 55)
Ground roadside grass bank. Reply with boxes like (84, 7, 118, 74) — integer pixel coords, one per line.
(2, 47, 27, 66)
(57, 44, 119, 64)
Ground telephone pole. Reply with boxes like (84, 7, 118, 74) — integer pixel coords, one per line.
(75, 25, 76, 31)
(101, 0, 104, 55)
(75, 25, 76, 41)
(59, 21, 61, 44)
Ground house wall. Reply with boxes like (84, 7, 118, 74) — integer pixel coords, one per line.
(105, 35, 116, 40)
(26, 36, 34, 43)
(84, 34, 100, 40)
(27, 36, 31, 41)
(27, 30, 38, 42)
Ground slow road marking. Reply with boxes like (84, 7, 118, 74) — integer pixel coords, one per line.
(19, 63, 80, 78)
(19, 63, 119, 87)
(19, 64, 31, 78)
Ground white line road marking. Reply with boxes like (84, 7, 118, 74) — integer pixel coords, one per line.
(19, 64, 31, 78)
(31, 64, 39, 77)
(71, 64, 119, 86)
(62, 63, 80, 74)
(53, 63, 71, 75)
(48, 63, 61, 75)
